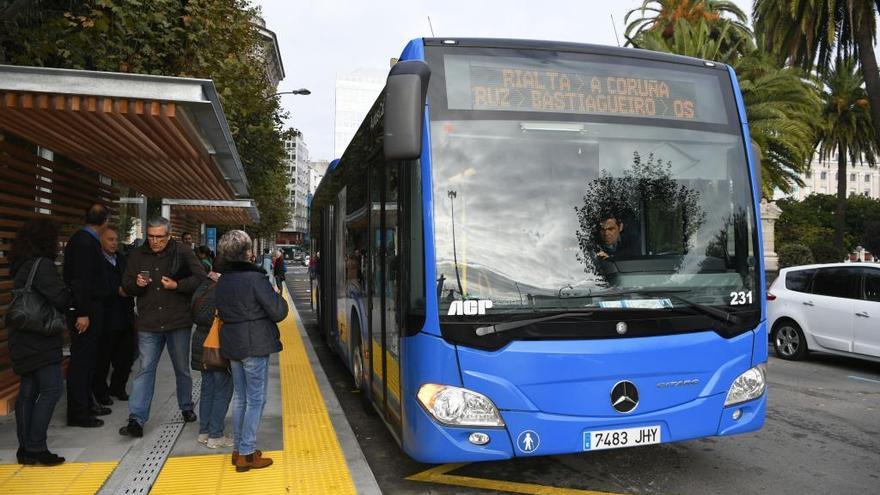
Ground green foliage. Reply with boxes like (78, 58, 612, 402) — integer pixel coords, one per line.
(861, 221, 880, 256)
(624, 0, 753, 60)
(0, 0, 290, 236)
(735, 50, 821, 196)
(777, 193, 880, 251)
(809, 243, 847, 263)
(777, 243, 815, 268)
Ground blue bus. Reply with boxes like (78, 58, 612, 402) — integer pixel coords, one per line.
(310, 38, 767, 463)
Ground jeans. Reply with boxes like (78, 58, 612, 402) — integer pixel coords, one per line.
(16, 363, 63, 452)
(199, 370, 232, 438)
(128, 328, 194, 426)
(230, 356, 269, 455)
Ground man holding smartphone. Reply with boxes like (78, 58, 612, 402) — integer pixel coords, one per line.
(119, 216, 206, 437)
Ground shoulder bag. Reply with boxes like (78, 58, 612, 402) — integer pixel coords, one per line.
(5, 258, 67, 337)
(203, 312, 229, 369)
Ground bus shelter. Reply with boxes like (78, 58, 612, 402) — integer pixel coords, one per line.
(0, 64, 257, 414)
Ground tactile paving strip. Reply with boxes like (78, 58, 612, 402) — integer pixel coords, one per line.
(151, 286, 356, 494)
(0, 461, 117, 494)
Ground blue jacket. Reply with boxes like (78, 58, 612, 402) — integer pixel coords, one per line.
(215, 261, 288, 360)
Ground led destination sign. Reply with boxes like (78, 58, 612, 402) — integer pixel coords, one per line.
(444, 55, 727, 124)
(469, 66, 696, 119)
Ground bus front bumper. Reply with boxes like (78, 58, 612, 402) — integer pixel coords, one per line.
(402, 391, 766, 464)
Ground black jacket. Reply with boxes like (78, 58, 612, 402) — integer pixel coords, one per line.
(190, 278, 226, 372)
(122, 239, 206, 332)
(215, 261, 288, 360)
(102, 252, 134, 332)
(9, 257, 71, 375)
(63, 228, 110, 318)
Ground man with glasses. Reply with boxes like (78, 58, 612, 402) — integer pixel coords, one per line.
(119, 217, 206, 437)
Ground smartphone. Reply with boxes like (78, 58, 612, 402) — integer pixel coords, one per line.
(139, 270, 151, 282)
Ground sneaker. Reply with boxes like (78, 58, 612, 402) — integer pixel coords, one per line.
(197, 433, 209, 444)
(119, 419, 144, 438)
(206, 436, 234, 449)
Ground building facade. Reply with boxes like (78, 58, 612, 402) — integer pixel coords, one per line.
(775, 152, 880, 200)
(253, 15, 285, 90)
(277, 129, 310, 245)
(333, 68, 385, 158)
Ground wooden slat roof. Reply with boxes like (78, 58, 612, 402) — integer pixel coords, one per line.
(171, 205, 257, 226)
(0, 64, 250, 201)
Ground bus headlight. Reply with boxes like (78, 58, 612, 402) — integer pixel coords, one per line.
(724, 365, 766, 407)
(417, 384, 505, 427)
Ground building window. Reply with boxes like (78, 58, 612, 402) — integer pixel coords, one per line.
(849, 189, 856, 196)
(805, 171, 812, 179)
(850, 173, 857, 181)
(821, 171, 827, 180)
(866, 174, 871, 182)
(865, 189, 871, 196)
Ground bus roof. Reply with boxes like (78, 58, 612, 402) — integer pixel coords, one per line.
(422, 38, 730, 71)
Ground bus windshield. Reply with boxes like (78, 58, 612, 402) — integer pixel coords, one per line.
(428, 49, 759, 318)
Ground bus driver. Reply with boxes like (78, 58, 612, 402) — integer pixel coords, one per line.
(596, 214, 634, 260)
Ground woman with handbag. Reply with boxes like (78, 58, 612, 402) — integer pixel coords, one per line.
(214, 231, 288, 472)
(8, 218, 71, 466)
(190, 267, 233, 449)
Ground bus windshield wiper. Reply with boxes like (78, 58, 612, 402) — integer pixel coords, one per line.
(475, 310, 595, 336)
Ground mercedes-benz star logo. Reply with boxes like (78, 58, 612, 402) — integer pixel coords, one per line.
(610, 380, 639, 413)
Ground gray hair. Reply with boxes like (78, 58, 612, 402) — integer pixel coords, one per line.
(217, 229, 253, 263)
(146, 216, 171, 232)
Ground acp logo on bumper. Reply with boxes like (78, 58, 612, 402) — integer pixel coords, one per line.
(448, 299, 493, 316)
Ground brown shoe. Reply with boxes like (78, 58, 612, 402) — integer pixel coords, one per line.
(231, 449, 261, 466)
(235, 451, 273, 472)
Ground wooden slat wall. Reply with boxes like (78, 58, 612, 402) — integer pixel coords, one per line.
(170, 210, 201, 244)
(0, 134, 119, 414)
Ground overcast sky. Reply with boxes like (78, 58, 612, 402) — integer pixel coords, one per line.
(256, 0, 753, 161)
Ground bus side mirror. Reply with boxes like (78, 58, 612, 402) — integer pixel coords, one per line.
(384, 60, 431, 161)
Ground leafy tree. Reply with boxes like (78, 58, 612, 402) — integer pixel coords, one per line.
(778, 243, 815, 268)
(861, 220, 880, 256)
(637, 18, 752, 63)
(816, 57, 877, 249)
(0, 0, 290, 237)
(753, 0, 880, 153)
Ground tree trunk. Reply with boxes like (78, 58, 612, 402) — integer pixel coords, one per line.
(835, 143, 848, 249)
(856, 11, 880, 151)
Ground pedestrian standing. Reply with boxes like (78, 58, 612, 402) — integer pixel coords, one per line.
(273, 250, 286, 292)
(190, 267, 234, 449)
(63, 204, 111, 427)
(92, 228, 136, 404)
(9, 218, 71, 465)
(214, 230, 288, 472)
(260, 248, 274, 288)
(118, 217, 206, 438)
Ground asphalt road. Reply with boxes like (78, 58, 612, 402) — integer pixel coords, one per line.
(286, 267, 880, 495)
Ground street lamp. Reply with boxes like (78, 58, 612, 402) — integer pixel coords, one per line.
(271, 88, 311, 97)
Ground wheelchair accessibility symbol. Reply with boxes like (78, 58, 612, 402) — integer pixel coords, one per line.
(517, 430, 540, 453)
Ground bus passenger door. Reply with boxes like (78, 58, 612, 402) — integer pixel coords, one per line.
(369, 159, 403, 432)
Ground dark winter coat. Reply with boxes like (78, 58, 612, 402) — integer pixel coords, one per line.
(215, 261, 288, 360)
(102, 251, 134, 333)
(122, 239, 206, 332)
(63, 228, 109, 318)
(9, 257, 71, 375)
(190, 278, 226, 372)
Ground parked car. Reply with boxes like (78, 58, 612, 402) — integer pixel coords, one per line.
(767, 262, 880, 363)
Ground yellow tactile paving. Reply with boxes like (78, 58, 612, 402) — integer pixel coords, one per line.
(0, 461, 117, 495)
(152, 286, 356, 494)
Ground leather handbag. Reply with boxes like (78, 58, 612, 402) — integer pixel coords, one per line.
(203, 313, 228, 369)
(5, 258, 67, 337)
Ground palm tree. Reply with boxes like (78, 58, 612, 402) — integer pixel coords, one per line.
(754, 1, 880, 152)
(816, 57, 877, 249)
(637, 18, 752, 64)
(736, 50, 821, 197)
(624, 0, 752, 56)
